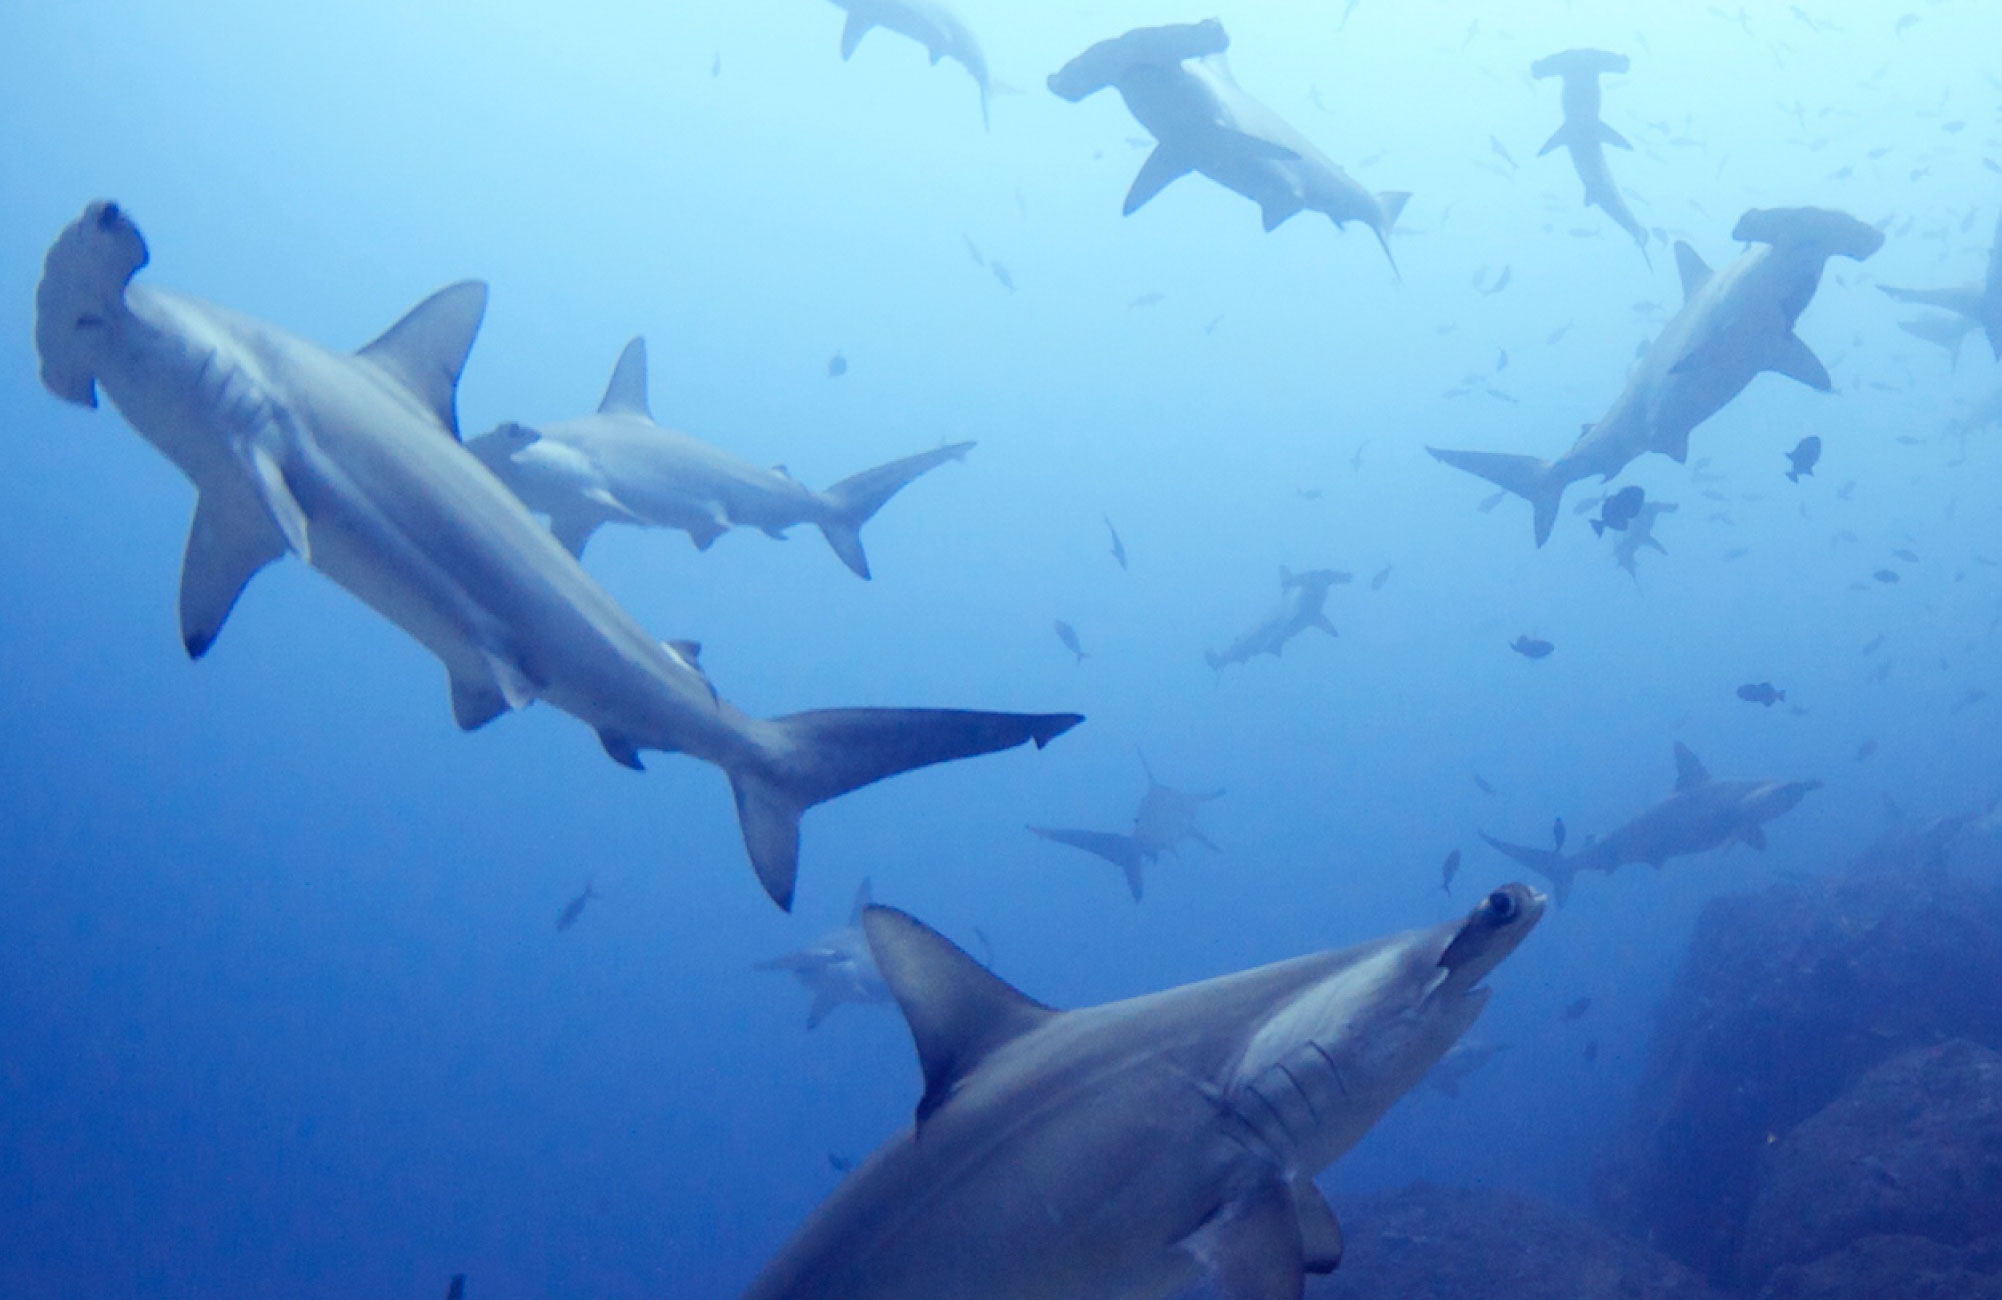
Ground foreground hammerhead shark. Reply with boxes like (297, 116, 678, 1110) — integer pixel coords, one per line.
(1478, 743, 1821, 907)
(1206, 566, 1351, 672)
(1429, 207, 1882, 546)
(1048, 19, 1409, 269)
(825, 0, 1006, 130)
(1029, 753, 1223, 899)
(755, 878, 891, 1029)
(34, 201, 1079, 911)
(466, 338, 971, 578)
(739, 885, 1545, 1299)
(1880, 203, 2002, 361)
(1531, 48, 1648, 259)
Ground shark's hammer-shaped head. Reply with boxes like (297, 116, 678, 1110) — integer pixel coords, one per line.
(36, 200, 150, 408)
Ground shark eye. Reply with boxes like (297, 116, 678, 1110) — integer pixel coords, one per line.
(1485, 889, 1518, 923)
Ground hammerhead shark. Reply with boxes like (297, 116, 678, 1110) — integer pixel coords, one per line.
(1206, 566, 1351, 672)
(1429, 207, 1882, 546)
(34, 200, 1079, 912)
(1611, 499, 1677, 576)
(756, 878, 891, 1029)
(1879, 204, 2002, 361)
(1048, 20, 1409, 269)
(466, 338, 971, 578)
(825, 0, 1005, 130)
(1531, 49, 1648, 258)
(739, 885, 1545, 1299)
(1478, 743, 1821, 907)
(1029, 753, 1223, 900)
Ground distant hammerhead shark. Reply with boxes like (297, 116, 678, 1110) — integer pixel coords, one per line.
(739, 885, 1545, 1299)
(1531, 49, 1648, 259)
(1879, 204, 2002, 361)
(1612, 499, 1677, 577)
(825, 0, 1006, 130)
(1206, 566, 1352, 672)
(34, 200, 1080, 912)
(1029, 753, 1223, 899)
(1048, 20, 1409, 270)
(1478, 743, 1821, 907)
(466, 338, 972, 578)
(756, 878, 891, 1029)
(1429, 207, 1882, 546)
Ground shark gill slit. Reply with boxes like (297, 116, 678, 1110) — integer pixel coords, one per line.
(1273, 1062, 1321, 1124)
(1307, 1040, 1353, 1099)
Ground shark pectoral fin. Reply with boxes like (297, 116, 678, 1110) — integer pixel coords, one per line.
(596, 337, 652, 417)
(848, 876, 874, 924)
(1124, 146, 1191, 215)
(861, 904, 1058, 1125)
(1599, 121, 1633, 149)
(1767, 332, 1833, 391)
(1536, 124, 1568, 157)
(1260, 199, 1301, 232)
(356, 281, 487, 437)
(449, 673, 510, 732)
(484, 652, 538, 711)
(1292, 1179, 1345, 1274)
(549, 511, 600, 558)
(245, 445, 312, 562)
(838, 10, 871, 58)
(1742, 824, 1768, 851)
(1310, 613, 1338, 638)
(178, 493, 285, 659)
(805, 988, 842, 1031)
(598, 729, 645, 771)
(1673, 241, 1713, 301)
(1183, 1180, 1306, 1300)
(1673, 742, 1711, 792)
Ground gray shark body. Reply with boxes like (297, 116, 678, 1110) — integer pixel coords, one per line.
(1531, 49, 1647, 256)
(466, 338, 970, 578)
(829, 0, 1000, 129)
(757, 879, 891, 1028)
(741, 886, 1544, 1300)
(1030, 754, 1222, 899)
(1880, 206, 2002, 360)
(1049, 21, 1408, 268)
(1479, 743, 1820, 906)
(34, 201, 1079, 911)
(1206, 566, 1351, 672)
(1429, 207, 1882, 545)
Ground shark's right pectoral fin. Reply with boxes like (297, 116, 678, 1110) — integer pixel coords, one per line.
(1124, 146, 1191, 215)
(1183, 1178, 1330, 1300)
(1536, 123, 1569, 157)
(1598, 121, 1632, 149)
(245, 444, 312, 562)
(549, 511, 601, 558)
(448, 652, 539, 731)
(1293, 1178, 1345, 1273)
(1766, 332, 1832, 391)
(838, 10, 872, 59)
(179, 493, 287, 659)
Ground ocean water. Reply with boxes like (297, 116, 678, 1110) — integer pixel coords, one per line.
(2, 1, 1999, 1296)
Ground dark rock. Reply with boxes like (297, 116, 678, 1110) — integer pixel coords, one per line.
(1595, 868, 2002, 1285)
(1304, 1183, 1721, 1300)
(1755, 1233, 2002, 1300)
(1740, 1040, 2002, 1284)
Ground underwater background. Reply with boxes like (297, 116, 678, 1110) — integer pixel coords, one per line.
(3, 0, 2000, 1296)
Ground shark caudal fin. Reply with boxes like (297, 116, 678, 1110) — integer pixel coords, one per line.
(1426, 447, 1568, 547)
(1478, 832, 1578, 908)
(733, 708, 1083, 910)
(1372, 192, 1411, 277)
(35, 200, 151, 408)
(816, 442, 975, 579)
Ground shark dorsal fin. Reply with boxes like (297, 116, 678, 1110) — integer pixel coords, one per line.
(357, 281, 487, 438)
(598, 337, 651, 417)
(848, 876, 874, 925)
(863, 905, 1057, 1125)
(1672, 741, 1711, 792)
(1672, 242, 1712, 302)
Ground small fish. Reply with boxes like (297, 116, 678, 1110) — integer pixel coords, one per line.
(1784, 435, 1821, 482)
(1473, 773, 1496, 795)
(1552, 817, 1566, 851)
(1561, 997, 1593, 1023)
(1127, 291, 1164, 308)
(1545, 321, 1573, 345)
(829, 1153, 854, 1174)
(1052, 620, 1088, 664)
(1370, 564, 1392, 592)
(1202, 315, 1224, 335)
(447, 1275, 466, 1300)
(556, 880, 600, 931)
(710, 53, 722, 78)
(1956, 688, 1990, 711)
(1103, 516, 1127, 570)
(1489, 135, 1517, 169)
(826, 353, 848, 379)
(1441, 848, 1461, 894)
(1736, 682, 1786, 707)
(963, 235, 985, 266)
(1861, 633, 1885, 655)
(1836, 480, 1856, 501)
(1510, 635, 1554, 660)
(1891, 548, 1919, 563)
(1298, 487, 1324, 500)
(1584, 1040, 1600, 1063)
(1855, 739, 1878, 761)
(1350, 440, 1368, 471)
(1480, 265, 1513, 296)
(1592, 485, 1645, 537)
(1723, 546, 1750, 561)
(1873, 569, 1900, 584)
(1496, 348, 1510, 372)
(991, 261, 1015, 292)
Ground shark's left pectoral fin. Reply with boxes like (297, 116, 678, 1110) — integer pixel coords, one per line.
(356, 281, 488, 437)
(1260, 199, 1302, 232)
(1182, 1180, 1309, 1300)
(449, 673, 509, 731)
(1767, 332, 1832, 391)
(1598, 121, 1633, 150)
(838, 10, 872, 59)
(1293, 1178, 1345, 1273)
(1124, 146, 1191, 216)
(1536, 123, 1569, 157)
(245, 445, 312, 562)
(179, 493, 286, 659)
(862, 904, 1057, 1125)
(1742, 824, 1768, 851)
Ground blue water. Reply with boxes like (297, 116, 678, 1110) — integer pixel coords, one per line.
(3, 1, 1999, 1295)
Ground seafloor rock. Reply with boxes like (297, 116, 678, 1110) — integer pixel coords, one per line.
(1594, 866, 2002, 1284)
(1303, 1182, 1721, 1300)
(1754, 1233, 2002, 1300)
(1739, 1039, 2002, 1284)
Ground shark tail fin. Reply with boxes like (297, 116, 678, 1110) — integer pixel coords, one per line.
(35, 200, 151, 408)
(733, 708, 1082, 910)
(1426, 447, 1567, 547)
(816, 442, 975, 579)
(1479, 832, 1577, 908)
